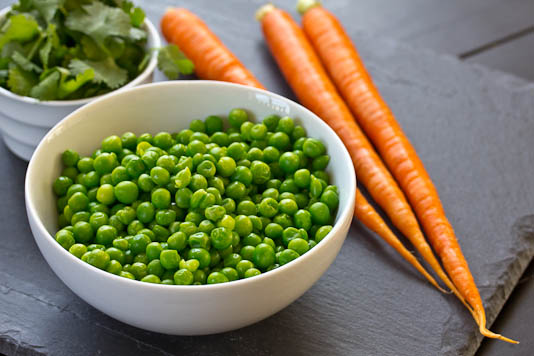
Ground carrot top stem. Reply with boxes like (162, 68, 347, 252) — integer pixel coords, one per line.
(296, 0, 321, 14)
(255, 3, 276, 21)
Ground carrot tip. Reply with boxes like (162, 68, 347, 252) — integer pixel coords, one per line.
(479, 327, 519, 344)
(255, 3, 275, 21)
(296, 0, 321, 14)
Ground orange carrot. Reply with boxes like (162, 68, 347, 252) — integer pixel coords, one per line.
(297, 0, 516, 343)
(355, 190, 446, 292)
(161, 8, 265, 89)
(255, 4, 468, 302)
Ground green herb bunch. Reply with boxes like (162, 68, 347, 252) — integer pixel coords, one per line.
(0, 0, 153, 100)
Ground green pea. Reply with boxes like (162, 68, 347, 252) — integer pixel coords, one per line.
(84, 249, 110, 270)
(77, 157, 94, 173)
(209, 227, 232, 250)
(315, 225, 332, 242)
(69, 243, 87, 258)
(278, 198, 298, 216)
(250, 161, 270, 184)
(258, 197, 279, 218)
(236, 259, 254, 278)
(263, 223, 282, 239)
(93, 152, 118, 175)
(227, 142, 247, 161)
(167, 231, 187, 251)
(249, 123, 267, 140)
(223, 253, 242, 268)
(160, 249, 181, 270)
(294, 169, 311, 188)
(288, 238, 309, 255)
(206, 271, 228, 284)
(73, 221, 93, 243)
(95, 225, 116, 245)
(291, 125, 306, 141)
(262, 114, 280, 131)
(127, 262, 146, 279)
(151, 188, 171, 209)
(55, 229, 75, 250)
(146, 242, 163, 261)
(303, 138, 326, 158)
(226, 181, 246, 200)
(278, 249, 299, 265)
(268, 132, 290, 150)
(236, 200, 257, 216)
(219, 267, 237, 281)
(53, 176, 73, 196)
(252, 243, 275, 270)
(244, 268, 261, 278)
(130, 233, 151, 255)
(217, 214, 235, 231)
(189, 173, 208, 191)
(113, 238, 129, 251)
(179, 259, 200, 272)
(62, 149, 79, 167)
(188, 248, 211, 269)
(68, 191, 89, 213)
(136, 202, 156, 223)
(190, 119, 206, 133)
(239, 245, 255, 261)
(187, 232, 209, 249)
(71, 211, 90, 225)
(174, 269, 194, 285)
(117, 206, 136, 225)
(293, 209, 312, 230)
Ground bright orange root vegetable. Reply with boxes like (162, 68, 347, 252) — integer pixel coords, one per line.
(256, 4, 466, 301)
(298, 0, 516, 343)
(161, 8, 265, 89)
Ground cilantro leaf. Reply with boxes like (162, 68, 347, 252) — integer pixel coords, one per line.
(11, 51, 42, 73)
(69, 57, 127, 89)
(30, 70, 60, 100)
(33, 0, 65, 23)
(157, 44, 194, 80)
(129, 27, 146, 41)
(0, 58, 9, 69)
(65, 2, 131, 47)
(0, 14, 40, 50)
(7, 66, 38, 96)
(130, 7, 145, 27)
(0, 69, 7, 86)
(58, 68, 94, 99)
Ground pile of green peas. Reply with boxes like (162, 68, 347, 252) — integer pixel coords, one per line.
(52, 108, 339, 285)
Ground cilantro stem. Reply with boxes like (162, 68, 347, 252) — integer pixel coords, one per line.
(27, 33, 45, 61)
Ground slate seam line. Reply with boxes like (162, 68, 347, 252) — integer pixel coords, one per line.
(0, 282, 175, 356)
(458, 25, 534, 59)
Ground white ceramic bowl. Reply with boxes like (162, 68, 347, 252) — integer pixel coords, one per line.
(25, 81, 356, 335)
(0, 6, 160, 161)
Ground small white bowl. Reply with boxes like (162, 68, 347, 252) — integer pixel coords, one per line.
(25, 81, 356, 335)
(0, 6, 160, 161)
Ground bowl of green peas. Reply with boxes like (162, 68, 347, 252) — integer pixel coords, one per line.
(25, 81, 356, 335)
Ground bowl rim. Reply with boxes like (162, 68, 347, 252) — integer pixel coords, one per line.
(0, 6, 160, 106)
(25, 80, 356, 292)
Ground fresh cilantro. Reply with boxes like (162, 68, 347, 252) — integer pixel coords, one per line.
(130, 7, 145, 27)
(0, 0, 158, 101)
(0, 69, 7, 86)
(157, 44, 195, 80)
(65, 2, 131, 48)
(0, 14, 40, 49)
(69, 57, 127, 89)
(7, 66, 37, 96)
(11, 51, 42, 73)
(58, 68, 94, 99)
(29, 70, 60, 100)
(33, 0, 65, 24)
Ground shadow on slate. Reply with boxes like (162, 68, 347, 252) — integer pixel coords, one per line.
(1, 0, 534, 355)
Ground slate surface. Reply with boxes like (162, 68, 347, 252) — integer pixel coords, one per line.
(1, 1, 534, 355)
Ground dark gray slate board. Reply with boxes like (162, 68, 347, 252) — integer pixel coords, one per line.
(1, 1, 534, 355)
